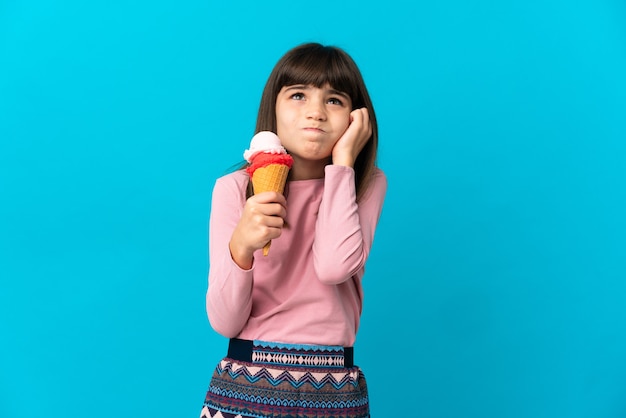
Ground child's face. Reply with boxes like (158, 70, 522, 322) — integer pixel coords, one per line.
(275, 83, 352, 164)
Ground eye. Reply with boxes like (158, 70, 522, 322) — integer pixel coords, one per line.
(290, 92, 305, 100)
(328, 97, 344, 106)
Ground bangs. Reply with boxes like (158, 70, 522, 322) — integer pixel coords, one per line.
(276, 45, 362, 107)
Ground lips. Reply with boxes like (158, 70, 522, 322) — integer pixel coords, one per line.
(303, 126, 325, 133)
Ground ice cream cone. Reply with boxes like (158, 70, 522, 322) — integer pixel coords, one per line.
(244, 131, 293, 256)
(251, 163, 290, 194)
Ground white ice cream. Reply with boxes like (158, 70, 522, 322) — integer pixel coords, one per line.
(243, 131, 287, 162)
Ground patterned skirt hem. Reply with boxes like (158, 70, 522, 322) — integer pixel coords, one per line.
(200, 341, 370, 418)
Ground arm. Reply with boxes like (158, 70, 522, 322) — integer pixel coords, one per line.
(206, 174, 254, 338)
(312, 166, 387, 284)
(206, 172, 288, 337)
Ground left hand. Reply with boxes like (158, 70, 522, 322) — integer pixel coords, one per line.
(332, 107, 372, 167)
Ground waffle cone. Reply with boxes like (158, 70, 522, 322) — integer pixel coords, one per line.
(251, 163, 290, 256)
(251, 163, 290, 194)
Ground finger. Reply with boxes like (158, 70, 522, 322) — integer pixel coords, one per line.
(250, 191, 287, 205)
(256, 216, 285, 245)
(265, 203, 287, 219)
(350, 108, 365, 127)
(352, 107, 368, 119)
(247, 203, 287, 222)
(360, 108, 370, 129)
(264, 214, 285, 229)
(356, 108, 371, 139)
(353, 109, 371, 138)
(247, 195, 287, 216)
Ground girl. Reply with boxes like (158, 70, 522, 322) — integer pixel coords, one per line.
(201, 43, 387, 418)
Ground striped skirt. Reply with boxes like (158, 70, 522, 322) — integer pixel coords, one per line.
(200, 339, 370, 418)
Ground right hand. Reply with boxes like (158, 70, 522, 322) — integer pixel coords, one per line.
(229, 191, 287, 269)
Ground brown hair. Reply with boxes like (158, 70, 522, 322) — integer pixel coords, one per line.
(248, 43, 379, 201)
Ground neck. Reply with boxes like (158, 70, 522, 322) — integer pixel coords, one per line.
(289, 156, 331, 180)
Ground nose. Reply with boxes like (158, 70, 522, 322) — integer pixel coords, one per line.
(306, 98, 326, 121)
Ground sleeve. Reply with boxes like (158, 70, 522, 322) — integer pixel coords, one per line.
(312, 165, 387, 284)
(205, 174, 254, 338)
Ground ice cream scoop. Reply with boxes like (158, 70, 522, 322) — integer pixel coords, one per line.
(243, 131, 288, 162)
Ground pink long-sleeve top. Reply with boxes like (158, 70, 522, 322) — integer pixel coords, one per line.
(206, 164, 387, 347)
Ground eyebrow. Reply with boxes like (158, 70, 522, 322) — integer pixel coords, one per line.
(327, 88, 351, 101)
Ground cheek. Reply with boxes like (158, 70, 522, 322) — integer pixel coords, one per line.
(276, 107, 296, 127)
(275, 110, 290, 133)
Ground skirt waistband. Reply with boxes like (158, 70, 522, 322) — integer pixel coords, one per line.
(227, 338, 354, 369)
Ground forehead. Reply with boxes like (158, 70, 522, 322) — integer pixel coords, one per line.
(277, 63, 358, 100)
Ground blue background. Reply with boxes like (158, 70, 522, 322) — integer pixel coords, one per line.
(1, 1, 625, 417)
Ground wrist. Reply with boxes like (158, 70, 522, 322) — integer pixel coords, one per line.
(229, 240, 254, 270)
(332, 154, 355, 167)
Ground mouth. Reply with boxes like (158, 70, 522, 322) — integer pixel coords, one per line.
(303, 126, 326, 133)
